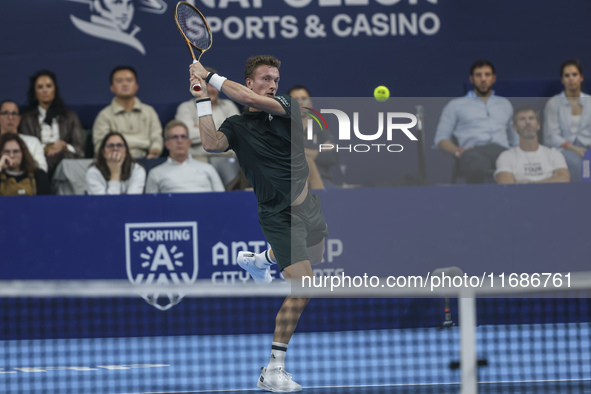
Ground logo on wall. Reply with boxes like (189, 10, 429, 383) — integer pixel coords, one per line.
(67, 0, 167, 55)
(125, 222, 198, 310)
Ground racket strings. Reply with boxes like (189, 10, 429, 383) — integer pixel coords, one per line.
(176, 4, 211, 50)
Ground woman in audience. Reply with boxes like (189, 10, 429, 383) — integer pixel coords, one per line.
(86, 131, 145, 195)
(544, 59, 590, 181)
(0, 133, 50, 196)
(20, 69, 85, 177)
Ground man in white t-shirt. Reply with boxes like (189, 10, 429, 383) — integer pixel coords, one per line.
(495, 105, 570, 184)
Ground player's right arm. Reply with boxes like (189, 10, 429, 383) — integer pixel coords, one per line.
(190, 62, 286, 116)
(190, 73, 229, 153)
(220, 79, 286, 116)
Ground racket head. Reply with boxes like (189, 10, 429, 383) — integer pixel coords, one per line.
(174, 1, 213, 61)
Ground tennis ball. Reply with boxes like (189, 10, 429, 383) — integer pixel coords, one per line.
(374, 86, 390, 102)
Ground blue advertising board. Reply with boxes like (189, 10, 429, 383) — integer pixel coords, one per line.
(2, 185, 589, 281)
(1, 184, 590, 338)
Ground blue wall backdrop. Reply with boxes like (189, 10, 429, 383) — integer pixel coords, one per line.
(1, 0, 590, 106)
(2, 185, 589, 281)
(2, 1, 590, 185)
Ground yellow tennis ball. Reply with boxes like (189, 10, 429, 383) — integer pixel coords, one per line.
(374, 86, 390, 102)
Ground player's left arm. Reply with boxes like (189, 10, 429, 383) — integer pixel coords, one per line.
(190, 62, 286, 116)
(190, 73, 230, 153)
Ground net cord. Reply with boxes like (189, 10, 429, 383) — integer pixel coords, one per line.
(2, 271, 591, 298)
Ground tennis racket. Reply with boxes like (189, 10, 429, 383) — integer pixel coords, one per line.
(174, 1, 213, 92)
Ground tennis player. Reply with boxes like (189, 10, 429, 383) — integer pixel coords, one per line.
(189, 56, 328, 392)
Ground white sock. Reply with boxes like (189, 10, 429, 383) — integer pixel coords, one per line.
(254, 249, 276, 269)
(267, 342, 287, 370)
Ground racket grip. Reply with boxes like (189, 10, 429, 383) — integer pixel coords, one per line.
(191, 60, 201, 91)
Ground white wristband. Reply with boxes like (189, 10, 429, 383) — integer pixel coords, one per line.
(196, 99, 213, 118)
(208, 73, 227, 91)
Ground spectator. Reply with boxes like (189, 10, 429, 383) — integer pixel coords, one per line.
(434, 60, 516, 183)
(495, 106, 569, 184)
(19, 70, 84, 177)
(288, 85, 340, 189)
(175, 66, 240, 162)
(145, 120, 224, 193)
(543, 59, 590, 182)
(86, 131, 146, 195)
(0, 133, 50, 196)
(0, 100, 48, 172)
(93, 65, 163, 159)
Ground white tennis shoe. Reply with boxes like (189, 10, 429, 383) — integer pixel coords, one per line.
(237, 251, 272, 284)
(257, 367, 302, 392)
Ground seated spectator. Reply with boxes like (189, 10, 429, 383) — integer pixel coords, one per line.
(19, 70, 84, 177)
(86, 132, 146, 195)
(145, 120, 224, 193)
(93, 65, 162, 159)
(495, 106, 569, 184)
(434, 60, 517, 184)
(288, 85, 340, 189)
(0, 100, 48, 172)
(0, 133, 50, 196)
(543, 59, 590, 182)
(175, 66, 240, 162)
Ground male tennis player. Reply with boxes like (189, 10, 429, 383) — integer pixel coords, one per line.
(190, 56, 328, 392)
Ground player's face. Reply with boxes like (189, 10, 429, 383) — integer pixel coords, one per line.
(561, 65, 584, 93)
(289, 88, 312, 116)
(35, 76, 56, 107)
(248, 66, 280, 98)
(165, 125, 190, 160)
(0, 102, 21, 134)
(111, 70, 139, 99)
(102, 135, 127, 159)
(469, 66, 496, 97)
(1, 140, 23, 171)
(513, 110, 540, 140)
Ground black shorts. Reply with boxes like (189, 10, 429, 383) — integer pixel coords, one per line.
(258, 193, 328, 271)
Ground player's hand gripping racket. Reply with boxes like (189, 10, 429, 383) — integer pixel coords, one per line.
(174, 1, 213, 92)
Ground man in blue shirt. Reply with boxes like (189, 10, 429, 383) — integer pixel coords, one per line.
(434, 60, 517, 183)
